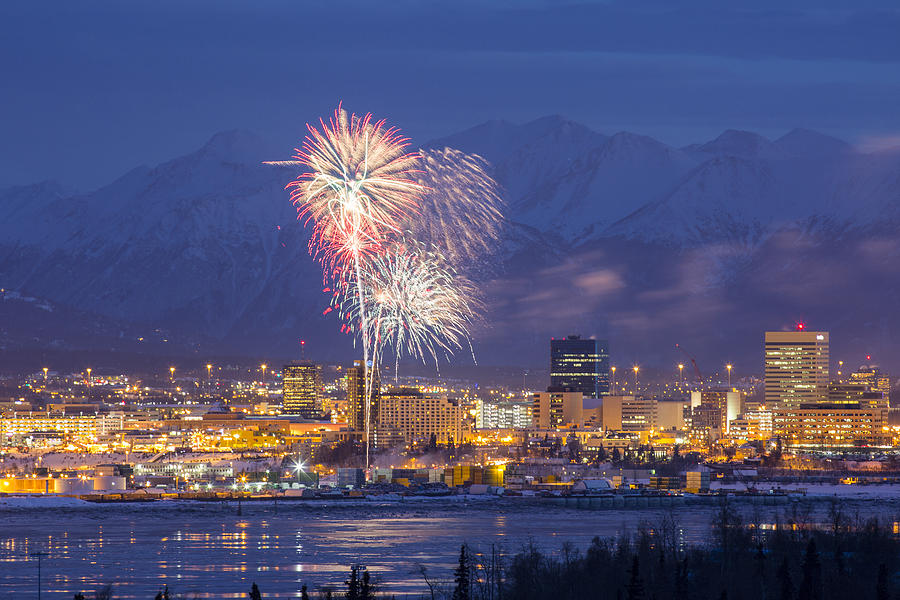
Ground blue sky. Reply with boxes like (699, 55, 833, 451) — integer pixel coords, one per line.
(1, 0, 898, 189)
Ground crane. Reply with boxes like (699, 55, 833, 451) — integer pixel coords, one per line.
(675, 343, 703, 382)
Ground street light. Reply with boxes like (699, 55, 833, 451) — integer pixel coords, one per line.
(677, 363, 684, 385)
(726, 364, 733, 387)
(29, 551, 48, 600)
(86, 368, 92, 387)
(293, 456, 306, 484)
(260, 363, 267, 385)
(206, 363, 213, 380)
(169, 366, 176, 382)
(42, 367, 48, 382)
(633, 365, 639, 389)
(610, 366, 617, 395)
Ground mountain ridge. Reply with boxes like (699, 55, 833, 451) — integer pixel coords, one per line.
(1, 118, 899, 369)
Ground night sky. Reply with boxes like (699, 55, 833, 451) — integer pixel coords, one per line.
(2, 0, 899, 190)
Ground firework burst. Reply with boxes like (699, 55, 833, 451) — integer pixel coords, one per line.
(408, 148, 505, 274)
(269, 105, 424, 278)
(340, 243, 479, 372)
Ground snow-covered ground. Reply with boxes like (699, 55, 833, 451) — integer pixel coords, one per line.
(711, 480, 900, 499)
(0, 495, 90, 508)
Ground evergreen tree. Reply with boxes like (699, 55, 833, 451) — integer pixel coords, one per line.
(301, 585, 310, 600)
(876, 564, 889, 600)
(627, 556, 645, 600)
(249, 582, 262, 600)
(453, 544, 471, 600)
(155, 586, 171, 600)
(798, 540, 821, 600)
(777, 558, 794, 600)
(673, 559, 690, 600)
(755, 544, 767, 600)
(597, 445, 608, 463)
(361, 568, 373, 600)
(346, 565, 361, 600)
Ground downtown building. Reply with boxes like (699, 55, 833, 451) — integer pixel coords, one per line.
(764, 330, 830, 408)
(550, 335, 610, 398)
(601, 395, 658, 434)
(531, 390, 585, 428)
(765, 329, 889, 448)
(377, 388, 466, 447)
(773, 403, 889, 449)
(689, 390, 742, 442)
(475, 398, 532, 429)
(849, 364, 892, 403)
(281, 361, 321, 418)
(346, 360, 380, 433)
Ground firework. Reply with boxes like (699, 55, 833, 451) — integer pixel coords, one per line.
(269, 105, 501, 467)
(340, 243, 479, 372)
(272, 105, 425, 466)
(269, 105, 424, 278)
(407, 148, 505, 274)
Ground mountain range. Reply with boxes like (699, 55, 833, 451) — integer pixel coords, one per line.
(1, 116, 899, 374)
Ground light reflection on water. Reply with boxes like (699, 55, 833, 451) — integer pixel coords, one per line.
(2, 497, 900, 599)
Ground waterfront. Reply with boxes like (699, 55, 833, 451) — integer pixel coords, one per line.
(4, 494, 900, 598)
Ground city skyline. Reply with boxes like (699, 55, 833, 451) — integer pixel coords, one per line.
(1, 2, 898, 597)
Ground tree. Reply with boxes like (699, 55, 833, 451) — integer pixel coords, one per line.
(777, 558, 794, 600)
(453, 544, 471, 600)
(754, 544, 767, 600)
(361, 568, 373, 600)
(797, 539, 821, 600)
(94, 586, 113, 600)
(674, 558, 690, 600)
(74, 595, 85, 600)
(301, 585, 310, 600)
(249, 582, 262, 600)
(346, 565, 361, 600)
(876, 564, 889, 600)
(155, 586, 171, 600)
(596, 444, 608, 463)
(626, 556, 645, 600)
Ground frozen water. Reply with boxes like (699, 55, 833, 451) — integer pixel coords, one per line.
(3, 494, 900, 598)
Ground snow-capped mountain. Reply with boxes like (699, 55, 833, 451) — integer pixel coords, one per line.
(1, 117, 899, 369)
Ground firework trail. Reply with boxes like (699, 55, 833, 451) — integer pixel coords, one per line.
(408, 148, 505, 275)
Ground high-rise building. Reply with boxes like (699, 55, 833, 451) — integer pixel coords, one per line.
(827, 382, 888, 410)
(549, 335, 609, 398)
(475, 398, 533, 429)
(346, 360, 380, 432)
(764, 330, 829, 409)
(849, 364, 892, 403)
(531, 391, 584, 428)
(601, 395, 657, 433)
(282, 361, 320, 418)
(377, 389, 465, 446)
(690, 390, 742, 435)
(773, 403, 888, 449)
